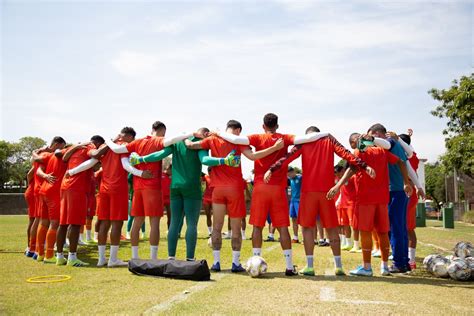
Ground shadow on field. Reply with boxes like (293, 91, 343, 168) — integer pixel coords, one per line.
(259, 272, 474, 288)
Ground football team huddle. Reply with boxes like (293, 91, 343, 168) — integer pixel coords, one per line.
(23, 113, 425, 277)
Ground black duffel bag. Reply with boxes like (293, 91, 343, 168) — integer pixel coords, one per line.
(128, 259, 211, 281)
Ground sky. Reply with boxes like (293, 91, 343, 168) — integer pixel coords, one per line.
(1, 0, 472, 178)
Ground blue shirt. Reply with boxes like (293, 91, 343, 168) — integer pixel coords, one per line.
(289, 175, 302, 201)
(388, 138, 407, 192)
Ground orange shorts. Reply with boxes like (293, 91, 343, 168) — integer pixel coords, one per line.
(407, 194, 418, 231)
(337, 202, 354, 226)
(202, 196, 212, 207)
(299, 192, 338, 228)
(131, 189, 163, 217)
(250, 184, 289, 228)
(98, 191, 128, 221)
(41, 193, 61, 221)
(87, 193, 96, 217)
(60, 190, 87, 226)
(25, 191, 36, 218)
(212, 186, 246, 218)
(354, 203, 389, 233)
(163, 195, 170, 206)
(35, 194, 47, 218)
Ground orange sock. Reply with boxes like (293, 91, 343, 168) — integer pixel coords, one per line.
(372, 230, 380, 250)
(36, 224, 48, 256)
(45, 228, 57, 259)
(29, 235, 37, 253)
(378, 232, 390, 262)
(86, 218, 92, 231)
(361, 231, 373, 264)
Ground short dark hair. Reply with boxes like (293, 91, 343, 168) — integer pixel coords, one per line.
(334, 164, 345, 173)
(121, 127, 136, 138)
(263, 113, 278, 128)
(288, 166, 294, 172)
(52, 136, 66, 145)
(398, 133, 411, 145)
(198, 127, 210, 134)
(306, 126, 320, 133)
(368, 123, 386, 134)
(90, 135, 105, 145)
(152, 121, 166, 132)
(349, 132, 360, 143)
(226, 120, 242, 130)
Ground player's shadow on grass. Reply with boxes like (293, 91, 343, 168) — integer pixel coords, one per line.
(260, 272, 473, 288)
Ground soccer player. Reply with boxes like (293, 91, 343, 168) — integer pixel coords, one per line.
(202, 169, 214, 236)
(287, 167, 302, 243)
(106, 121, 204, 260)
(55, 136, 104, 267)
(24, 166, 36, 255)
(126, 174, 146, 240)
(265, 126, 374, 276)
(329, 134, 412, 276)
(217, 114, 329, 275)
(186, 120, 285, 272)
(35, 137, 67, 263)
(129, 127, 239, 262)
(367, 124, 414, 273)
(334, 163, 357, 251)
(162, 164, 172, 228)
(67, 127, 140, 267)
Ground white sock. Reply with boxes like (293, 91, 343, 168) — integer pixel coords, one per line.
(68, 252, 77, 261)
(268, 233, 274, 239)
(253, 248, 262, 256)
(283, 249, 293, 270)
(213, 250, 220, 264)
(354, 240, 360, 248)
(56, 252, 64, 260)
(110, 245, 119, 262)
(86, 230, 92, 241)
(334, 256, 342, 268)
(381, 261, 389, 269)
(98, 245, 106, 261)
(150, 245, 158, 260)
(346, 238, 353, 247)
(207, 227, 212, 234)
(241, 230, 246, 238)
(342, 235, 347, 246)
(314, 239, 318, 243)
(306, 255, 314, 268)
(232, 251, 240, 265)
(408, 247, 416, 263)
(131, 246, 139, 259)
(94, 232, 98, 240)
(78, 235, 84, 242)
(293, 235, 298, 241)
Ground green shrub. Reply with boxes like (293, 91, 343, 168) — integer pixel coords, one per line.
(462, 210, 474, 224)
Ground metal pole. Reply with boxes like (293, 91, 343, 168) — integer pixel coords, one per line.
(453, 168, 459, 203)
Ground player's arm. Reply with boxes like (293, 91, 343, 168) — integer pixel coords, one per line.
(198, 150, 240, 167)
(31, 150, 47, 163)
(214, 132, 250, 145)
(89, 144, 110, 159)
(163, 131, 205, 147)
(330, 135, 375, 179)
(65, 158, 99, 177)
(184, 139, 203, 150)
(373, 137, 391, 149)
(129, 147, 173, 166)
(326, 167, 357, 200)
(26, 167, 34, 184)
(121, 157, 153, 179)
(386, 131, 413, 158)
(105, 139, 129, 154)
(263, 145, 302, 183)
(406, 161, 425, 199)
(36, 165, 57, 184)
(241, 138, 284, 161)
(396, 159, 413, 197)
(293, 132, 329, 145)
(63, 143, 90, 162)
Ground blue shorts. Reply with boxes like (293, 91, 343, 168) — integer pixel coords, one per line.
(289, 200, 299, 218)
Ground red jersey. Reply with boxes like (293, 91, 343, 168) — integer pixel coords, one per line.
(355, 146, 399, 205)
(61, 144, 96, 192)
(161, 173, 171, 198)
(200, 136, 246, 189)
(39, 150, 67, 197)
(248, 133, 295, 187)
(202, 174, 213, 199)
(409, 152, 419, 172)
(33, 152, 52, 195)
(126, 136, 164, 190)
(99, 144, 128, 194)
(340, 175, 356, 207)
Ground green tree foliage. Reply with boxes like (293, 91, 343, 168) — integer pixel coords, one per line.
(424, 162, 446, 208)
(429, 74, 474, 176)
(0, 141, 14, 187)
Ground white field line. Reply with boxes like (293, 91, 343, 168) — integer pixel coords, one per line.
(319, 286, 397, 306)
(417, 241, 449, 252)
(144, 243, 280, 314)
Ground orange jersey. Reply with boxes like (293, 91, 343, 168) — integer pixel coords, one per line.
(33, 152, 52, 195)
(126, 136, 164, 190)
(339, 175, 356, 207)
(61, 144, 96, 192)
(161, 173, 171, 197)
(202, 174, 213, 199)
(248, 133, 295, 187)
(355, 146, 399, 205)
(39, 151, 67, 197)
(200, 136, 246, 189)
(99, 144, 128, 194)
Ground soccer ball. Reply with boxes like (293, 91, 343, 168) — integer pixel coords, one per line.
(454, 241, 473, 259)
(423, 254, 444, 271)
(447, 259, 471, 281)
(464, 257, 474, 280)
(431, 260, 449, 278)
(246, 256, 268, 278)
(445, 255, 455, 262)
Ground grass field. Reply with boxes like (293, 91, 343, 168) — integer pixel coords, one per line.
(1, 216, 473, 315)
